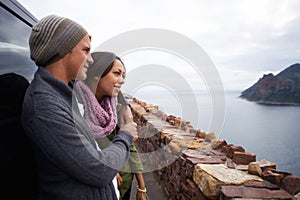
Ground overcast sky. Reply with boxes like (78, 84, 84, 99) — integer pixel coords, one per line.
(18, 0, 300, 91)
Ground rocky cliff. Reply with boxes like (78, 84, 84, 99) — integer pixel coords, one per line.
(240, 63, 300, 105)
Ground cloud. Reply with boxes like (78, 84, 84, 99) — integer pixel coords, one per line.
(18, 0, 300, 90)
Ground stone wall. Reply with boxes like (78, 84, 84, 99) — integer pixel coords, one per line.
(128, 96, 300, 200)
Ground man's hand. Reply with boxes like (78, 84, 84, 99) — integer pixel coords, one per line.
(119, 105, 138, 142)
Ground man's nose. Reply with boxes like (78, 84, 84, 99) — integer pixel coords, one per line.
(87, 54, 94, 64)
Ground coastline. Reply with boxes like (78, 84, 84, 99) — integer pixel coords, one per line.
(239, 96, 300, 106)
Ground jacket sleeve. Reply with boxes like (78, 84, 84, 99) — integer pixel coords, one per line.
(22, 92, 133, 187)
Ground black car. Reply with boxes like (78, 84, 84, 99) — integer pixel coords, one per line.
(0, 0, 38, 198)
(0, 0, 38, 80)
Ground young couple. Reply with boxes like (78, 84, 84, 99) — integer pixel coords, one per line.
(22, 15, 147, 200)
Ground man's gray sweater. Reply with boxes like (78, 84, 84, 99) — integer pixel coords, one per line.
(22, 67, 133, 200)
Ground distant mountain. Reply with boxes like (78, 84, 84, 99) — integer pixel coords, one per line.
(240, 63, 300, 105)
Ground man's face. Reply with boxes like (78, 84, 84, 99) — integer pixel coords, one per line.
(63, 34, 94, 81)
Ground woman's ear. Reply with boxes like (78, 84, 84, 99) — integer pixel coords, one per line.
(87, 76, 100, 94)
(93, 76, 100, 82)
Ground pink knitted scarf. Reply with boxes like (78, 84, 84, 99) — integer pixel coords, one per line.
(75, 80, 117, 138)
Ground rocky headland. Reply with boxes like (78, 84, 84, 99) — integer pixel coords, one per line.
(240, 63, 300, 105)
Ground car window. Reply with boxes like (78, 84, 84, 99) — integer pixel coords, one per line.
(0, 4, 37, 82)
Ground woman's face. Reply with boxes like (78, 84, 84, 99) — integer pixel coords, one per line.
(95, 59, 125, 101)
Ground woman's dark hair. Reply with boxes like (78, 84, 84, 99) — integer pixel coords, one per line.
(85, 52, 125, 84)
(101, 56, 125, 78)
(85, 52, 128, 105)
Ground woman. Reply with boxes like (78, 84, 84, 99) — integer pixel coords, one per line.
(75, 52, 147, 200)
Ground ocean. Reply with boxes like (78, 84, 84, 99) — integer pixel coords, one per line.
(131, 89, 300, 176)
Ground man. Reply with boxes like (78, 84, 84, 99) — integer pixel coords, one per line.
(22, 15, 137, 200)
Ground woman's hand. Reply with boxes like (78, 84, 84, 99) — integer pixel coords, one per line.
(116, 173, 122, 186)
(136, 190, 147, 200)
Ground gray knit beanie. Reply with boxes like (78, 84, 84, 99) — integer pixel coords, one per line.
(29, 15, 88, 67)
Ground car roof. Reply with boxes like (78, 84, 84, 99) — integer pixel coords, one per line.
(0, 0, 38, 27)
